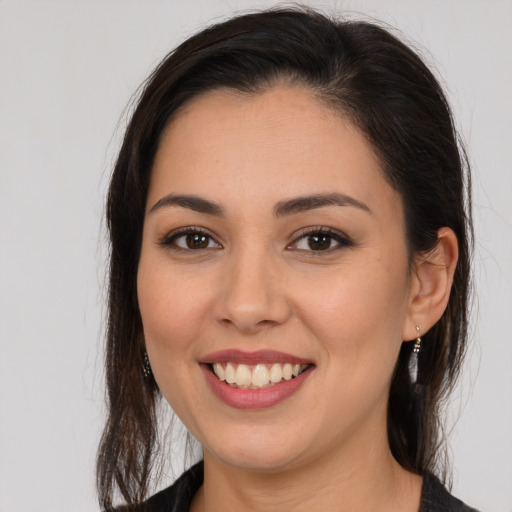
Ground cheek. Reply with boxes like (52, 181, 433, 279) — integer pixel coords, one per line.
(298, 260, 409, 331)
(137, 261, 214, 426)
(137, 257, 212, 364)
(292, 256, 411, 373)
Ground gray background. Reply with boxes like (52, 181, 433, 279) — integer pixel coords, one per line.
(1, 1, 511, 511)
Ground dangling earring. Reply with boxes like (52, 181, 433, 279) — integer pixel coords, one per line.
(143, 351, 152, 379)
(408, 326, 422, 384)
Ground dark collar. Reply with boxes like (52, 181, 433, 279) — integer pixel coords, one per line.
(139, 461, 479, 512)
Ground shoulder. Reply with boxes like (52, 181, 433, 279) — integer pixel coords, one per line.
(119, 462, 203, 512)
(420, 473, 481, 512)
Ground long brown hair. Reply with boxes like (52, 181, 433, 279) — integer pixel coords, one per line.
(97, 7, 473, 510)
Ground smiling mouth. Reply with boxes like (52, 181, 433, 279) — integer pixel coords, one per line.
(210, 362, 311, 389)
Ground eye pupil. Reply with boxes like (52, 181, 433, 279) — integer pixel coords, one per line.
(186, 233, 209, 249)
(308, 234, 331, 251)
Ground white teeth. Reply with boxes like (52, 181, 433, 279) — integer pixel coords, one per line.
(213, 363, 225, 381)
(235, 364, 252, 387)
(270, 363, 283, 383)
(212, 362, 309, 388)
(225, 362, 236, 384)
(252, 364, 270, 387)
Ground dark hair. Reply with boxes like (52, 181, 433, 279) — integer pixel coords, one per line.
(97, 6, 472, 510)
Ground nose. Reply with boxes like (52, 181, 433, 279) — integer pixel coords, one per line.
(212, 244, 292, 334)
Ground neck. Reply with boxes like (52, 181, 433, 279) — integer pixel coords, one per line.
(190, 431, 422, 512)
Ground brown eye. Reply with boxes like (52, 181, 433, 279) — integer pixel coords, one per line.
(163, 229, 221, 250)
(290, 228, 353, 253)
(185, 233, 210, 249)
(307, 234, 332, 251)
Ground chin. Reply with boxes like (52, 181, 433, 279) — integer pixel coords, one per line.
(210, 448, 303, 473)
(201, 426, 311, 473)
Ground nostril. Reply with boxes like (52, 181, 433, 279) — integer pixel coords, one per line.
(216, 315, 281, 333)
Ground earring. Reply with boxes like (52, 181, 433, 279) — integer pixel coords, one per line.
(408, 326, 422, 384)
(143, 351, 152, 379)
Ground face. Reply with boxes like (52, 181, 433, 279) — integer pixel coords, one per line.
(137, 85, 416, 472)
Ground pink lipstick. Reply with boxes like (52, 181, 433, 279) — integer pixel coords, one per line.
(200, 350, 314, 409)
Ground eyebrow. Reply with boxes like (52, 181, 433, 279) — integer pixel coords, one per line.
(149, 194, 224, 216)
(273, 193, 372, 217)
(149, 192, 371, 217)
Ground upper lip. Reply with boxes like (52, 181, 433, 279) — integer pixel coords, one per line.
(200, 349, 313, 366)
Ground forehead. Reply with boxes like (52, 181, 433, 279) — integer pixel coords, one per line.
(148, 85, 402, 220)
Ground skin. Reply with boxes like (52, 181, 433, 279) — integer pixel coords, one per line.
(137, 85, 458, 512)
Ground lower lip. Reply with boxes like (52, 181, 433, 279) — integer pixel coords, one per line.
(201, 364, 313, 410)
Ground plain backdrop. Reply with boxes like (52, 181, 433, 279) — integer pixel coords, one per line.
(1, 1, 511, 511)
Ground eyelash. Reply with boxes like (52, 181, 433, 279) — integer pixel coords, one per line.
(288, 226, 354, 254)
(158, 227, 221, 251)
(158, 226, 354, 253)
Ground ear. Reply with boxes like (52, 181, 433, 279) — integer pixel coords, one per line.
(402, 227, 459, 341)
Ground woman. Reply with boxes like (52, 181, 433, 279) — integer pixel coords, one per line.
(97, 7, 477, 511)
